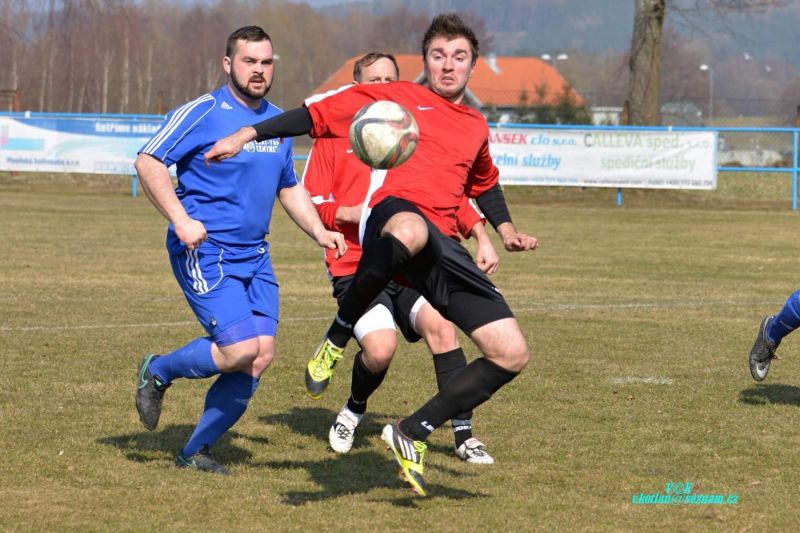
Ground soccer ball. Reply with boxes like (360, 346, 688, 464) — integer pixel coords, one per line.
(348, 100, 419, 169)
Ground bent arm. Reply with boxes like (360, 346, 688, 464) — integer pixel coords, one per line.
(134, 153, 207, 249)
(475, 183, 512, 230)
(470, 221, 500, 274)
(474, 183, 538, 252)
(279, 184, 347, 257)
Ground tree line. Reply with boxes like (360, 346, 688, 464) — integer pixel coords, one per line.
(1, 0, 797, 124)
(0, 0, 439, 115)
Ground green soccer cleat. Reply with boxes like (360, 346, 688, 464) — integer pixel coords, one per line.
(135, 354, 170, 431)
(304, 338, 344, 399)
(749, 315, 778, 381)
(381, 423, 428, 497)
(175, 446, 230, 476)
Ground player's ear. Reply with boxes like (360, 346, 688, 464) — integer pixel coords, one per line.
(223, 56, 232, 75)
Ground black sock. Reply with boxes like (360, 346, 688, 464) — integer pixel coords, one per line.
(346, 350, 388, 414)
(451, 418, 473, 448)
(432, 348, 474, 447)
(326, 234, 411, 347)
(399, 357, 519, 442)
(326, 316, 354, 350)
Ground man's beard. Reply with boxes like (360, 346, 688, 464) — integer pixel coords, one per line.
(231, 71, 270, 101)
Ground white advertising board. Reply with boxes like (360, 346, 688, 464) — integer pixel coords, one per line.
(489, 127, 717, 189)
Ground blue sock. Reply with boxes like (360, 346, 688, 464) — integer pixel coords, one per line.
(768, 289, 800, 346)
(181, 372, 260, 457)
(149, 337, 219, 385)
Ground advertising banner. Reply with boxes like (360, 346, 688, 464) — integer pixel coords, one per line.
(0, 114, 163, 174)
(489, 127, 717, 189)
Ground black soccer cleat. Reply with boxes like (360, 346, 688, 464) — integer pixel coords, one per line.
(749, 316, 778, 381)
(135, 354, 170, 431)
(175, 446, 230, 476)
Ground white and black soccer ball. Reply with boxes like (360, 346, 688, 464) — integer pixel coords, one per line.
(348, 100, 419, 169)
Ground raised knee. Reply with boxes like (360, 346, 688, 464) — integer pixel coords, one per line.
(386, 215, 427, 254)
(362, 347, 394, 370)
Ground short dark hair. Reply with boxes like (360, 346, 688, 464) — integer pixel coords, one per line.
(226, 26, 271, 58)
(352, 52, 400, 82)
(421, 13, 479, 62)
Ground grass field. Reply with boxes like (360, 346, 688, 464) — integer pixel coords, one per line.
(2, 173, 800, 531)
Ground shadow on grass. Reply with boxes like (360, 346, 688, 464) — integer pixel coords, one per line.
(97, 424, 263, 465)
(257, 450, 483, 506)
(259, 406, 397, 450)
(258, 406, 484, 504)
(739, 383, 800, 406)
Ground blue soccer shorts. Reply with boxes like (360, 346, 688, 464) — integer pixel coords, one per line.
(169, 240, 279, 346)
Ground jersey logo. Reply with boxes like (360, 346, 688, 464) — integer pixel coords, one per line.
(346, 148, 354, 154)
(221, 101, 233, 110)
(244, 139, 281, 153)
(417, 105, 434, 111)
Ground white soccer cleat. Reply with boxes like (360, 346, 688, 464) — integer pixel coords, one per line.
(455, 437, 495, 465)
(328, 405, 363, 454)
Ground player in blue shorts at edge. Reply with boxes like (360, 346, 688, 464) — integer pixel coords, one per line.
(133, 25, 345, 475)
(749, 290, 800, 381)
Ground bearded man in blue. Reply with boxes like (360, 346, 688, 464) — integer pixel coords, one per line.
(133, 25, 345, 474)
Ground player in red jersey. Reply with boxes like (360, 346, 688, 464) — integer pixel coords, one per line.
(303, 51, 498, 463)
(206, 14, 538, 496)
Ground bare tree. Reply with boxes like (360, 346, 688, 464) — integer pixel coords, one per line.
(628, 0, 665, 125)
(0, 0, 30, 102)
(627, 0, 787, 125)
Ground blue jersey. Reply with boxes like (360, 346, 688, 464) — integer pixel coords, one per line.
(140, 85, 298, 250)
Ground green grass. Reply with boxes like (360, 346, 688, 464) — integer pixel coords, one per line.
(2, 174, 800, 531)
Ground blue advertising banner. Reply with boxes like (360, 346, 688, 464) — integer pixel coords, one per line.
(0, 112, 165, 174)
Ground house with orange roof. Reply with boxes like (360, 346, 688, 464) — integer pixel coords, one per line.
(312, 53, 583, 121)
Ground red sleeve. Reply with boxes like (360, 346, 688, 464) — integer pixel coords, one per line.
(455, 197, 484, 239)
(306, 84, 380, 139)
(302, 139, 340, 230)
(465, 137, 500, 198)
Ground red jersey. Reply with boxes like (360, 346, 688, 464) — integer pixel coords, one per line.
(305, 82, 498, 239)
(303, 134, 483, 277)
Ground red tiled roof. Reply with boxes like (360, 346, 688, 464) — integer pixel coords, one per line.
(313, 54, 581, 107)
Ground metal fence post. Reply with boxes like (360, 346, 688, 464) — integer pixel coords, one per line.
(793, 129, 798, 211)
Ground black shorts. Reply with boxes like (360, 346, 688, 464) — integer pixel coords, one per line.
(363, 196, 514, 334)
(331, 276, 423, 343)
